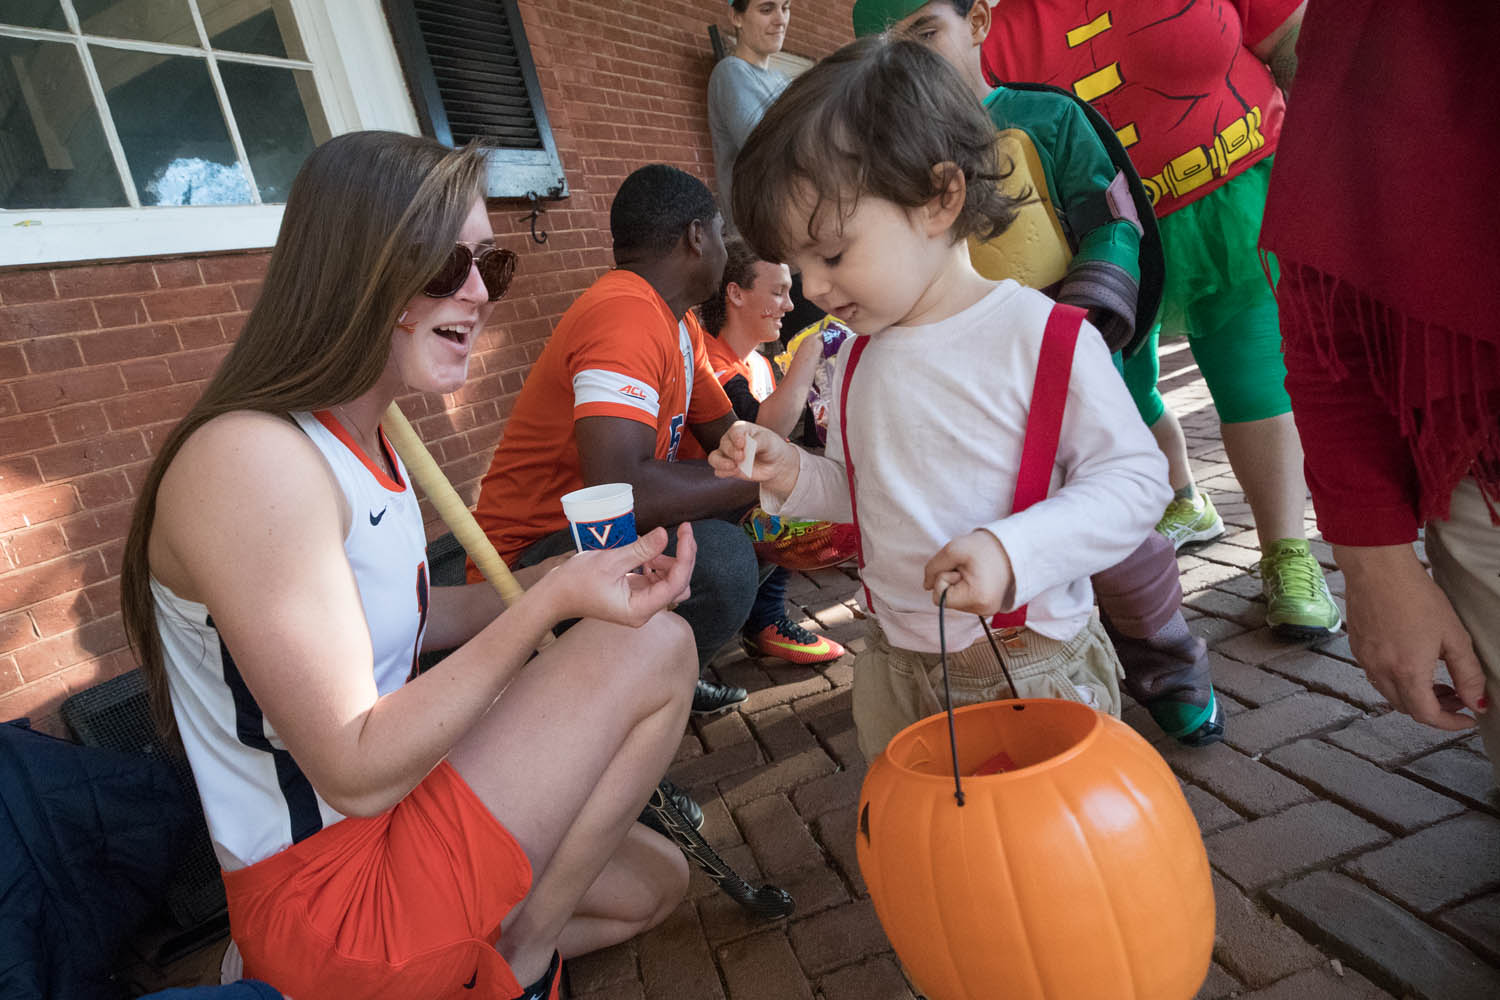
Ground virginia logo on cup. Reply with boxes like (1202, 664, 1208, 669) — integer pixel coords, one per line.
(572, 511, 638, 551)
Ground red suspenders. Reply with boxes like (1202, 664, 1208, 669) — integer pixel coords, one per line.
(837, 302, 1086, 629)
(838, 335, 876, 611)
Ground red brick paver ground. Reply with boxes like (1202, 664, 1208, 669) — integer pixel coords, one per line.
(122, 340, 1500, 998)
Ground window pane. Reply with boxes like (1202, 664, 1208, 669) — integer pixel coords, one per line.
(0, 36, 127, 208)
(91, 46, 252, 205)
(218, 61, 326, 203)
(73, 0, 198, 47)
(1, 1, 68, 30)
(203, 0, 307, 60)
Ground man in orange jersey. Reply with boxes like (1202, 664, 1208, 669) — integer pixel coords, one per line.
(473, 165, 758, 715)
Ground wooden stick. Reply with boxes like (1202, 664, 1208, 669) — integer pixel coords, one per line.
(382, 402, 552, 645)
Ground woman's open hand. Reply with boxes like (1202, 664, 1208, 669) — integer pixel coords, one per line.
(535, 523, 696, 627)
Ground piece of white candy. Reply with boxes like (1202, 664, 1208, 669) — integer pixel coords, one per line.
(739, 434, 758, 479)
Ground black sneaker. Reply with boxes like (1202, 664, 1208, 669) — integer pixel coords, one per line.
(692, 678, 748, 715)
(638, 779, 705, 838)
(508, 949, 559, 1000)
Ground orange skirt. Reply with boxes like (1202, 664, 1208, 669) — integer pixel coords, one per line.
(222, 761, 533, 999)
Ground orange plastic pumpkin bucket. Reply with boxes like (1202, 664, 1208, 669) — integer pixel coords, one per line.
(857, 699, 1214, 1000)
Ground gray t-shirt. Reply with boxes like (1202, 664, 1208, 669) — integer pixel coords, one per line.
(707, 56, 789, 231)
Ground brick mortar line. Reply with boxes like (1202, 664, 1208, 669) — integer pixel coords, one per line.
(1392, 765, 1500, 818)
(1260, 868, 1487, 998)
(1255, 739, 1473, 837)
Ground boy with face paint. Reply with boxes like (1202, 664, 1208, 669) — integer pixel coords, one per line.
(852, 0, 1225, 747)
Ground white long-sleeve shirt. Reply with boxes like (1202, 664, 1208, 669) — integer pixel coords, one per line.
(764, 282, 1170, 653)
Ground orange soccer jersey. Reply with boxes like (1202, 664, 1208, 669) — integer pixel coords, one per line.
(473, 269, 732, 566)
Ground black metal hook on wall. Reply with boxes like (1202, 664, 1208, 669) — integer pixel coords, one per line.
(525, 192, 549, 245)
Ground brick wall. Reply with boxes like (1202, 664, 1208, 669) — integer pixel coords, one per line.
(0, 0, 855, 732)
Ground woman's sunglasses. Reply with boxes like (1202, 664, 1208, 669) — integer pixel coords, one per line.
(423, 241, 517, 301)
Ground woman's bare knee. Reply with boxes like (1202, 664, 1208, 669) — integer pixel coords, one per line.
(649, 830, 690, 926)
(605, 611, 697, 696)
(651, 610, 698, 687)
(617, 826, 690, 929)
(559, 825, 689, 942)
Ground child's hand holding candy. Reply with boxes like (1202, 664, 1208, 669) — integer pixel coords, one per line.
(709, 421, 802, 500)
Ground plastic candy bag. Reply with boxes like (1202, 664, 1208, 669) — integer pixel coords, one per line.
(774, 315, 854, 445)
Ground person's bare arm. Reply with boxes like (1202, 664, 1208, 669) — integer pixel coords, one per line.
(687, 411, 739, 457)
(420, 553, 573, 652)
(1252, 1, 1306, 90)
(576, 414, 758, 531)
(752, 337, 821, 438)
(153, 413, 693, 817)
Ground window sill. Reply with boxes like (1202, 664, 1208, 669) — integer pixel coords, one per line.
(1, 205, 286, 268)
(0, 0, 416, 270)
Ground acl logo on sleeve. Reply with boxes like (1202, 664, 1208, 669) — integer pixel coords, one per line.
(573, 369, 661, 418)
(570, 511, 638, 551)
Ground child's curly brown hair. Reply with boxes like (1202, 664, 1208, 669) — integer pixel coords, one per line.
(731, 34, 1023, 264)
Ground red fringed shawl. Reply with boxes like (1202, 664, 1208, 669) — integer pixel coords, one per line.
(1260, 0, 1500, 543)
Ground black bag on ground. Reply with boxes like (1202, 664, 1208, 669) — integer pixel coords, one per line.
(0, 719, 190, 1000)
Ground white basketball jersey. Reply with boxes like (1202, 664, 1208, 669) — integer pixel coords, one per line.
(155, 410, 430, 870)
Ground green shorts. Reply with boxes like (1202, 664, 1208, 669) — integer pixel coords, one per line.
(1120, 158, 1291, 426)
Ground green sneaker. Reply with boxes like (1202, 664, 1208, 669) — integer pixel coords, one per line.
(1260, 539, 1342, 638)
(1155, 492, 1225, 550)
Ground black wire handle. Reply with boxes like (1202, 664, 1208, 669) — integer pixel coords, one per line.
(938, 588, 965, 807)
(979, 617, 1022, 701)
(938, 590, 1028, 808)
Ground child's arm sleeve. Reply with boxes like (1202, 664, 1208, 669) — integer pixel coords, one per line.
(760, 448, 852, 523)
(761, 343, 854, 522)
(982, 326, 1171, 609)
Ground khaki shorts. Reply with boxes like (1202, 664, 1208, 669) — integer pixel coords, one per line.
(852, 612, 1124, 761)
(1427, 478, 1500, 784)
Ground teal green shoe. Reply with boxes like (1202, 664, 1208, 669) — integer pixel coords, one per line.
(1155, 492, 1225, 550)
(1145, 687, 1225, 747)
(1260, 538, 1343, 639)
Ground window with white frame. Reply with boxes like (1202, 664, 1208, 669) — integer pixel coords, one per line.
(0, 0, 420, 266)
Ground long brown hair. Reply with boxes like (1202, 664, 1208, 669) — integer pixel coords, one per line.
(120, 131, 487, 744)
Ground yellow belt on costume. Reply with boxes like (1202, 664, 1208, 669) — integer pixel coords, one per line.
(1142, 106, 1266, 206)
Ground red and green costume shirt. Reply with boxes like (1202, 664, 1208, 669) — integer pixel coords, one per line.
(982, 0, 1298, 216)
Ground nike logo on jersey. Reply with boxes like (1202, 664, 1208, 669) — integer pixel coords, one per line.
(463, 969, 478, 989)
(369, 508, 387, 526)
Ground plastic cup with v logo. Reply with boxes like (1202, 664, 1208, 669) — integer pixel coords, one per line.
(560, 483, 637, 552)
